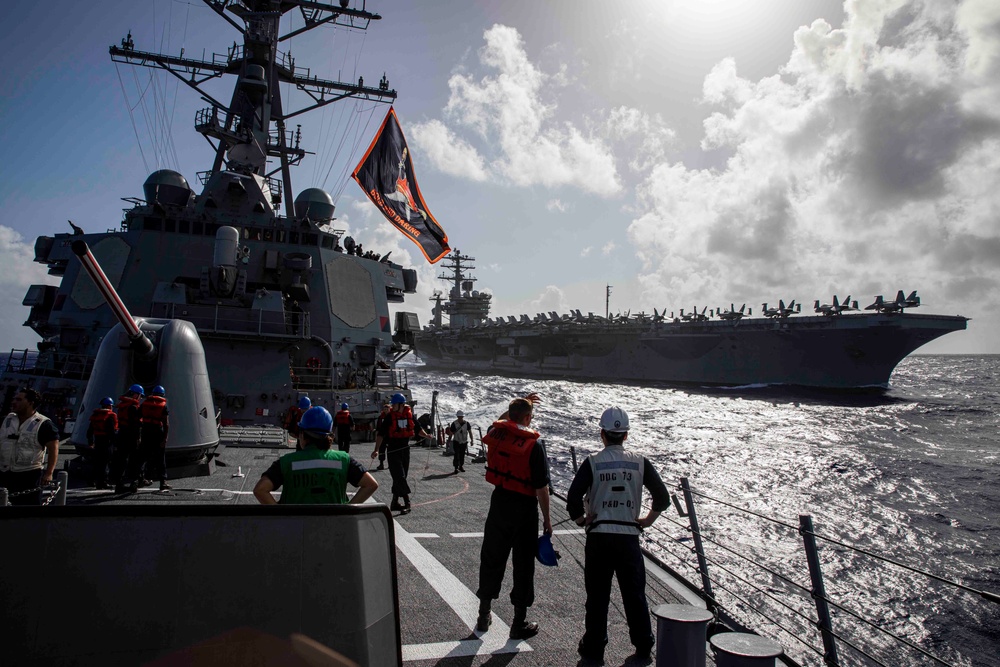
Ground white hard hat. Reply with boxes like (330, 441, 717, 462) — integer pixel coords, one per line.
(456, 410, 464, 417)
(599, 407, 629, 433)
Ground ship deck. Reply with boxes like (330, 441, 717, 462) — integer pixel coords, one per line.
(56, 435, 703, 666)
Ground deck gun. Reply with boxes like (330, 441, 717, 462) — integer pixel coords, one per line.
(68, 241, 219, 465)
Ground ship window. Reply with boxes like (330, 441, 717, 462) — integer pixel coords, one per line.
(289, 231, 299, 244)
(321, 236, 334, 249)
(276, 230, 286, 243)
(303, 233, 318, 245)
(205, 223, 220, 235)
(144, 218, 162, 231)
(193, 221, 203, 235)
(165, 219, 176, 233)
(178, 220, 190, 234)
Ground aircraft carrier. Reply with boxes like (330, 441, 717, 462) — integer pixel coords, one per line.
(414, 252, 968, 390)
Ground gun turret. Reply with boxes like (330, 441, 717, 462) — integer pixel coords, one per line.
(71, 240, 154, 358)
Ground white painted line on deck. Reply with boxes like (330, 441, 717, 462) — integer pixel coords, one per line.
(394, 521, 533, 661)
(408, 533, 440, 539)
(643, 555, 706, 608)
(449, 528, 584, 539)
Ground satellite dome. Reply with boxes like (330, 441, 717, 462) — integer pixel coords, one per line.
(143, 169, 193, 207)
(294, 187, 335, 222)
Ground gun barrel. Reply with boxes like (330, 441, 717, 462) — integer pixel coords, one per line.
(71, 240, 154, 357)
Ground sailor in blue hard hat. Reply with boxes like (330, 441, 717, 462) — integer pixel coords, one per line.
(371, 392, 430, 514)
(137, 384, 170, 491)
(283, 395, 311, 441)
(87, 397, 118, 489)
(566, 406, 672, 662)
(334, 401, 356, 453)
(253, 406, 378, 505)
(113, 384, 145, 493)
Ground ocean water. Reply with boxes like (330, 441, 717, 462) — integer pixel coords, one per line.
(404, 355, 999, 666)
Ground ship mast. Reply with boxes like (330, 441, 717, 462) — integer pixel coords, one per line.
(433, 250, 491, 329)
(109, 0, 396, 217)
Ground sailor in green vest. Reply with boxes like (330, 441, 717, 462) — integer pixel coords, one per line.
(253, 406, 378, 505)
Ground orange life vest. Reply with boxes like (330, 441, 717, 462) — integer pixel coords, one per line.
(284, 406, 303, 431)
(483, 420, 539, 497)
(89, 408, 118, 438)
(116, 395, 140, 430)
(387, 406, 415, 439)
(334, 409, 352, 426)
(139, 396, 168, 427)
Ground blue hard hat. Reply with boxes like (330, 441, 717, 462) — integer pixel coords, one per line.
(128, 384, 144, 395)
(298, 396, 312, 410)
(100, 397, 114, 406)
(151, 385, 165, 396)
(298, 406, 333, 434)
(390, 393, 407, 405)
(536, 534, 560, 567)
(340, 402, 349, 410)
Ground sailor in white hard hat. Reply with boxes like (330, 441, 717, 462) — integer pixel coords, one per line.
(565, 406, 671, 662)
(448, 409, 473, 474)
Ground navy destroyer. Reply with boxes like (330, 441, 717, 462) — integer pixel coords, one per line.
(0, 1, 424, 454)
(415, 253, 968, 390)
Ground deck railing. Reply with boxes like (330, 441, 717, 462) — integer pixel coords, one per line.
(548, 444, 998, 667)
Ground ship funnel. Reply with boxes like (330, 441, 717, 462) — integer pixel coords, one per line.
(71, 240, 155, 358)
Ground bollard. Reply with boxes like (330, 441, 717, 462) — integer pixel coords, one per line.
(710, 632, 783, 667)
(653, 604, 713, 667)
(55, 470, 69, 506)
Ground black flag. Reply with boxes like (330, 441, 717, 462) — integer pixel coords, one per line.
(352, 107, 450, 263)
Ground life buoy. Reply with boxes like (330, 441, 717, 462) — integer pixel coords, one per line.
(306, 357, 321, 371)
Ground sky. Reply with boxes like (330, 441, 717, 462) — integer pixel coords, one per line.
(1, 0, 998, 354)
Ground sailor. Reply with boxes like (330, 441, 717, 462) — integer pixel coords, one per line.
(284, 395, 310, 442)
(447, 410, 474, 474)
(333, 402, 355, 453)
(253, 406, 378, 505)
(476, 394, 552, 640)
(86, 397, 118, 489)
(0, 389, 60, 505)
(113, 384, 144, 493)
(372, 402, 390, 470)
(370, 393, 428, 514)
(566, 407, 670, 662)
(137, 385, 170, 492)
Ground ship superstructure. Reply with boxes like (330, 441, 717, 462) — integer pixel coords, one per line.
(1, 1, 419, 437)
(416, 271, 968, 389)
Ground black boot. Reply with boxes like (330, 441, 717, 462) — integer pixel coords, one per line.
(476, 598, 492, 632)
(401, 494, 412, 514)
(510, 605, 538, 640)
(389, 495, 402, 511)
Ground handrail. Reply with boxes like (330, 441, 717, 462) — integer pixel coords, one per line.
(548, 441, 993, 666)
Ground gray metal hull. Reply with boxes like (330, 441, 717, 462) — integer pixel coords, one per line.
(415, 313, 968, 389)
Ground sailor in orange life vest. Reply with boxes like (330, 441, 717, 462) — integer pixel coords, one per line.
(113, 384, 144, 493)
(284, 395, 311, 442)
(370, 393, 429, 514)
(333, 402, 355, 453)
(476, 393, 552, 641)
(86, 397, 118, 489)
(566, 407, 670, 663)
(136, 385, 170, 492)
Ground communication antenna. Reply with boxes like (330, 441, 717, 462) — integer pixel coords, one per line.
(605, 284, 613, 320)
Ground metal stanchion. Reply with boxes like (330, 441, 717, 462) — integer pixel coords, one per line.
(55, 470, 68, 506)
(653, 604, 713, 667)
(709, 633, 783, 667)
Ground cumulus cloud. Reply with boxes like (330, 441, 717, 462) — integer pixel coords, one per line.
(0, 226, 60, 350)
(547, 198, 569, 212)
(604, 106, 677, 172)
(580, 246, 592, 257)
(602, 241, 616, 256)
(526, 285, 569, 314)
(438, 24, 621, 196)
(410, 119, 489, 181)
(627, 1, 1000, 346)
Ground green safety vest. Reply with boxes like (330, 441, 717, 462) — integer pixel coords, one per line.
(277, 447, 351, 504)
